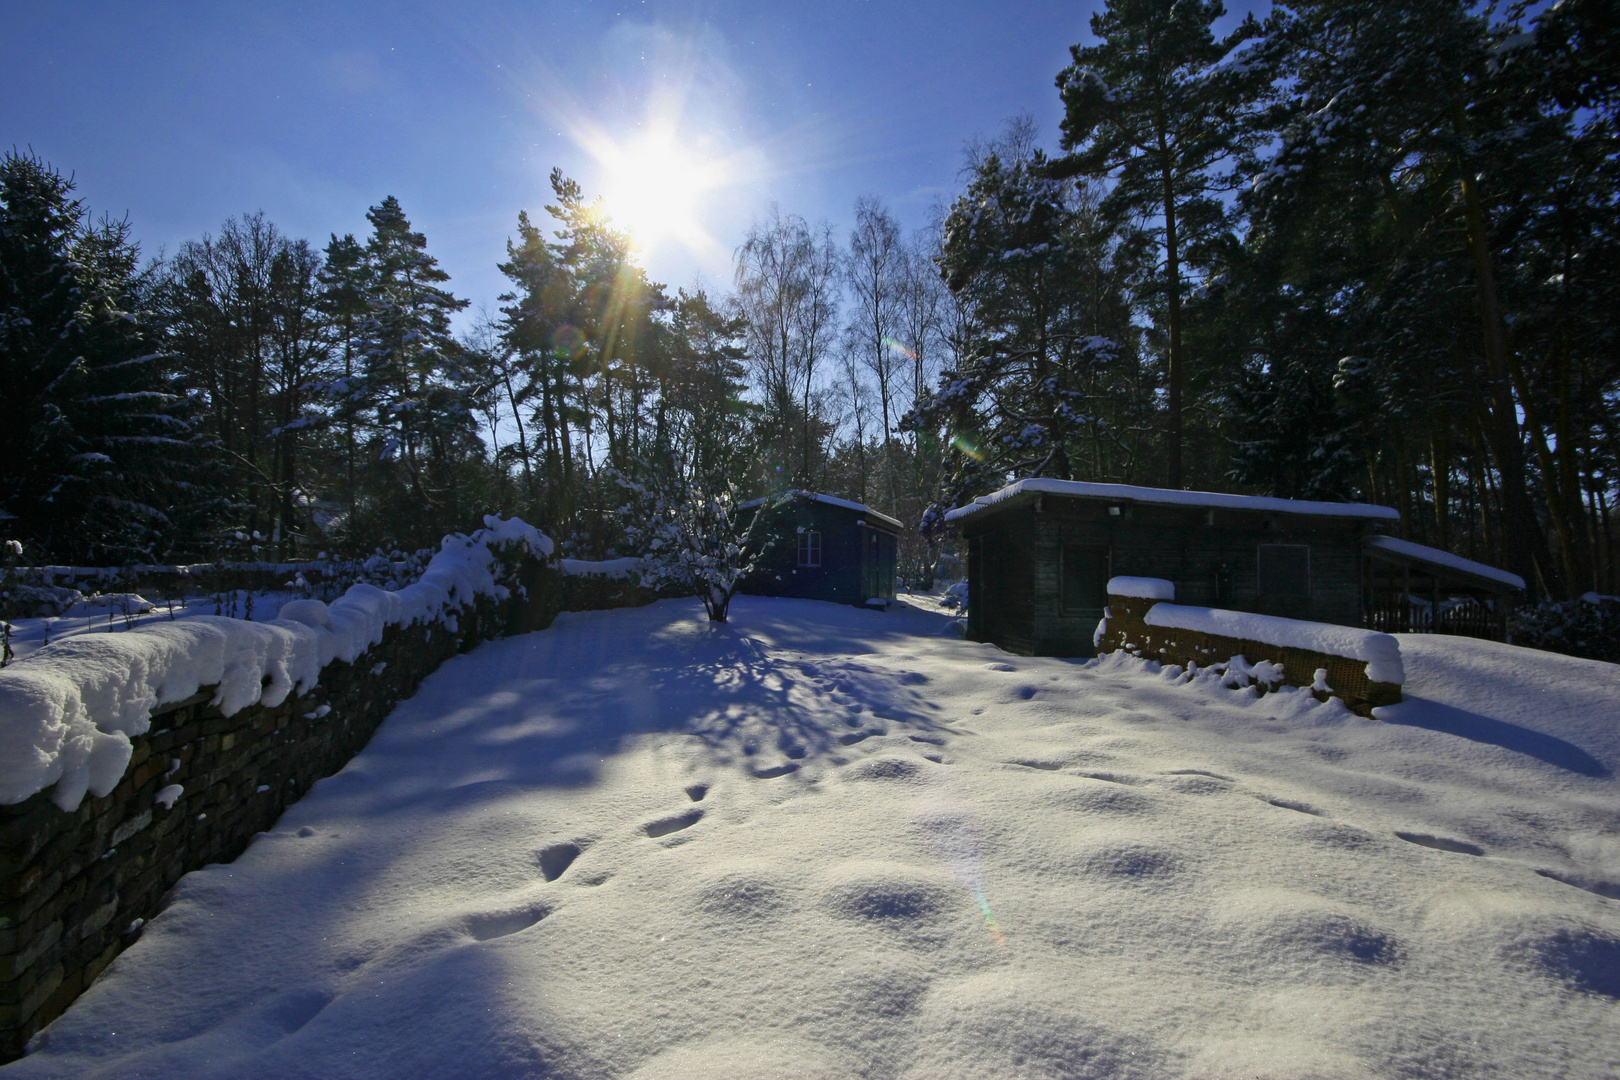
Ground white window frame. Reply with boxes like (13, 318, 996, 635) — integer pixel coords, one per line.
(797, 529, 822, 567)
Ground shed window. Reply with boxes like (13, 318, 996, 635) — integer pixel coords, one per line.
(797, 530, 822, 567)
(1258, 544, 1310, 598)
(1061, 545, 1109, 612)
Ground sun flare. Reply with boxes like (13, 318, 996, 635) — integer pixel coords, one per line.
(596, 129, 723, 253)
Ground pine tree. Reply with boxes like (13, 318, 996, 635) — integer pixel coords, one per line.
(0, 152, 206, 563)
(915, 128, 1140, 532)
(1236, 0, 1594, 593)
(351, 196, 474, 537)
(316, 232, 371, 522)
(1053, 0, 1268, 488)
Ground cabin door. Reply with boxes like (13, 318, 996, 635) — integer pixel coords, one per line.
(861, 528, 891, 601)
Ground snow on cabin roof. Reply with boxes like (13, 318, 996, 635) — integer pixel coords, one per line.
(943, 477, 1400, 524)
(739, 491, 904, 532)
(1364, 535, 1525, 591)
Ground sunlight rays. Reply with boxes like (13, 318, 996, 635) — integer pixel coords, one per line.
(512, 23, 774, 266)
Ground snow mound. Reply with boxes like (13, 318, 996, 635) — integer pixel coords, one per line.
(0, 516, 549, 810)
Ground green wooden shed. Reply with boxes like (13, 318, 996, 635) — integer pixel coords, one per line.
(946, 478, 1402, 656)
(739, 492, 900, 607)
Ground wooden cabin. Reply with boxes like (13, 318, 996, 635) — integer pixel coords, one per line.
(945, 479, 1400, 657)
(1362, 535, 1524, 641)
(739, 492, 900, 607)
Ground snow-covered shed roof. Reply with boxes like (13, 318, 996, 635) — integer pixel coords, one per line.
(943, 478, 1400, 525)
(739, 491, 904, 532)
(1363, 535, 1525, 592)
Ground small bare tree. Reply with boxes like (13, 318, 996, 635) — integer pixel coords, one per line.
(615, 477, 783, 623)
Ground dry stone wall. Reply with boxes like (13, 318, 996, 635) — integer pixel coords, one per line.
(0, 560, 581, 1062)
(1098, 593, 1402, 715)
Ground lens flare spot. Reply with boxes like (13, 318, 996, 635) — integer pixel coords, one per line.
(951, 434, 986, 462)
(882, 335, 918, 360)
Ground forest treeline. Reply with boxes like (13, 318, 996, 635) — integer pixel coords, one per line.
(1, 0, 1615, 599)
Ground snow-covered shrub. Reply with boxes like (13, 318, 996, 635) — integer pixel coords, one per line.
(1509, 593, 1620, 664)
(292, 547, 436, 603)
(0, 583, 83, 619)
(0, 540, 84, 619)
(613, 476, 782, 623)
(899, 552, 936, 592)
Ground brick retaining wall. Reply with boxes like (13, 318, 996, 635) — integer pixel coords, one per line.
(0, 557, 593, 1062)
(1097, 593, 1401, 716)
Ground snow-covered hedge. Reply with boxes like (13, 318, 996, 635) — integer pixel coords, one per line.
(559, 557, 644, 579)
(0, 517, 551, 811)
(1508, 592, 1620, 664)
(1143, 603, 1404, 685)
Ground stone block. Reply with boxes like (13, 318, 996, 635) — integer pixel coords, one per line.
(0, 920, 59, 981)
(109, 811, 151, 848)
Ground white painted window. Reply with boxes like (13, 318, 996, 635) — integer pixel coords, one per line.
(798, 530, 822, 567)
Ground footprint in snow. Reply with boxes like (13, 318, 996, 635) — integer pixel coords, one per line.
(684, 783, 709, 802)
(1266, 797, 1326, 817)
(1165, 768, 1234, 781)
(464, 905, 549, 941)
(750, 762, 800, 779)
(1395, 831, 1485, 856)
(1080, 771, 1139, 785)
(643, 808, 704, 838)
(1534, 868, 1620, 901)
(985, 662, 1017, 671)
(537, 842, 582, 881)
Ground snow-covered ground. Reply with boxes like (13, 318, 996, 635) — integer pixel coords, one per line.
(8, 596, 1618, 1079)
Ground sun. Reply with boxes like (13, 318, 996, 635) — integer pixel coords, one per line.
(597, 129, 723, 253)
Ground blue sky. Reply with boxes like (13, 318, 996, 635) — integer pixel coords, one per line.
(2, 1, 1264, 317)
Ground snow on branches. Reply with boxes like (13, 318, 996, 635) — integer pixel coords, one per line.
(612, 474, 783, 623)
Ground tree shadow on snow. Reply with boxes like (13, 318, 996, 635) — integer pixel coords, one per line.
(335, 597, 954, 817)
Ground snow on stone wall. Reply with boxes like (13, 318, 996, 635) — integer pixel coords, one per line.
(0, 517, 552, 811)
(1105, 576, 1177, 601)
(1142, 603, 1404, 685)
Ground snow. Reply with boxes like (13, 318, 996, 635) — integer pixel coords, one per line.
(0, 517, 550, 811)
(738, 491, 905, 532)
(944, 477, 1400, 524)
(1143, 603, 1405, 685)
(559, 558, 644, 579)
(1364, 534, 1527, 591)
(1107, 576, 1176, 601)
(10, 597, 1617, 1078)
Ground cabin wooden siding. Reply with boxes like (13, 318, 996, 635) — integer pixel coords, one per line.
(742, 498, 898, 606)
(960, 497, 1368, 657)
(964, 506, 1036, 652)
